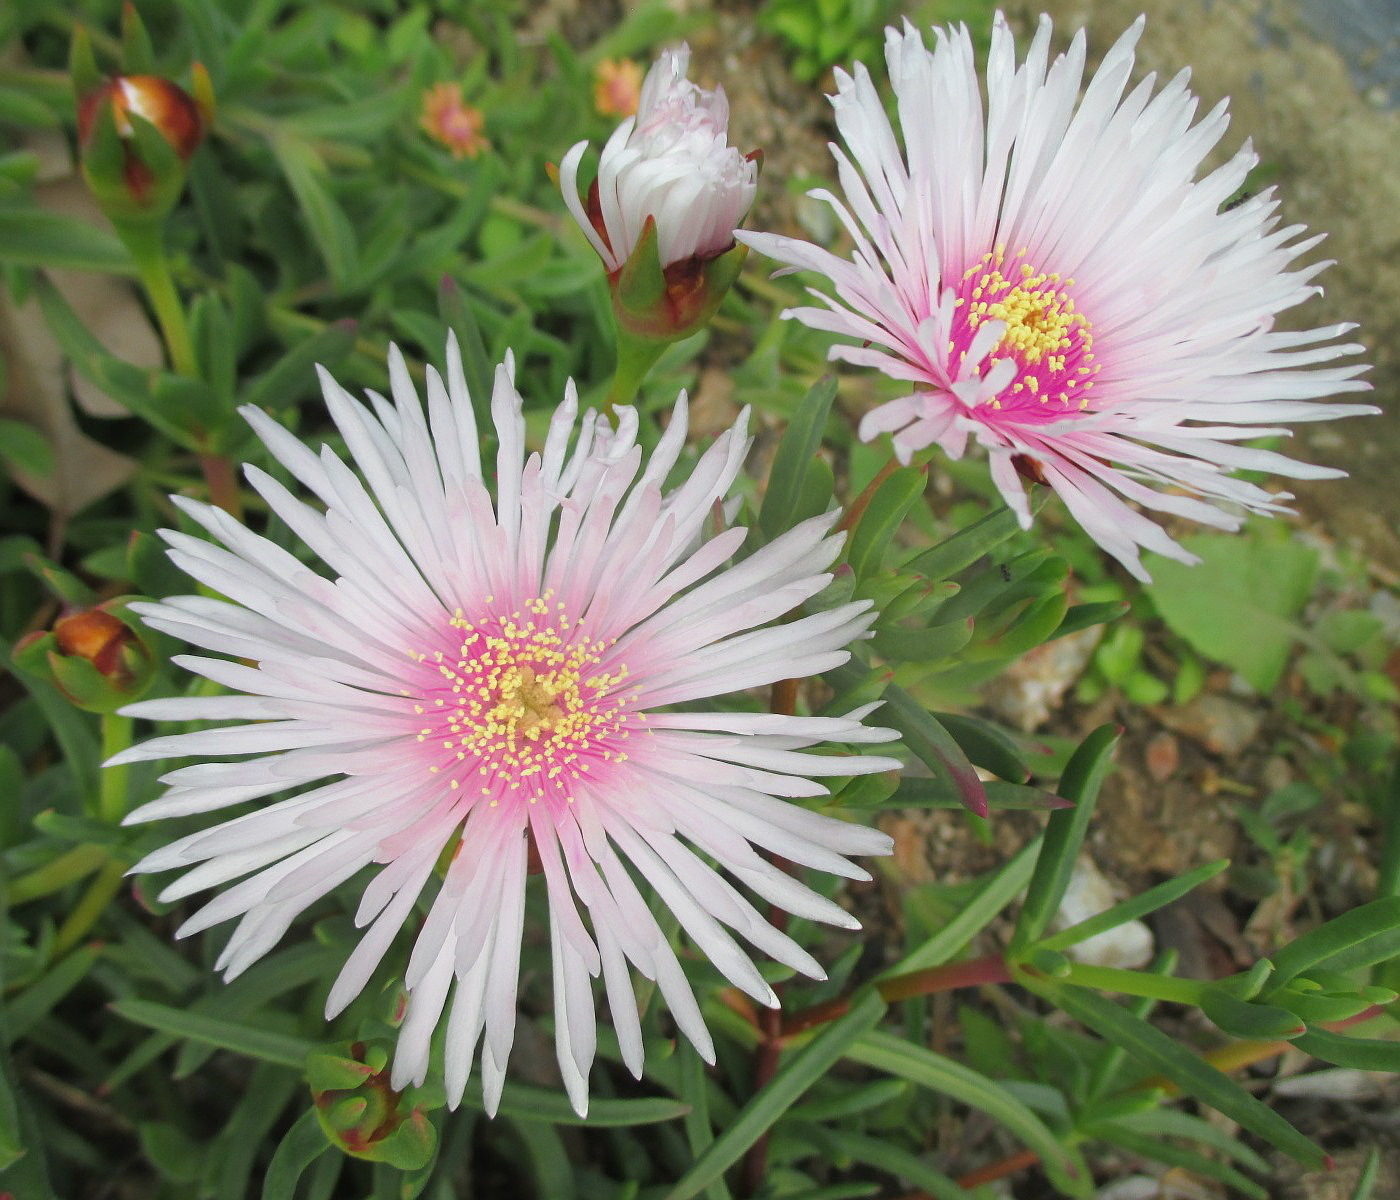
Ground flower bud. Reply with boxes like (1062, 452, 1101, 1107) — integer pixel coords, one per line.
(13, 600, 156, 713)
(307, 1041, 436, 1170)
(593, 58, 643, 118)
(560, 45, 758, 343)
(74, 61, 209, 223)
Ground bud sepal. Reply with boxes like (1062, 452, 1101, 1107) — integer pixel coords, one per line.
(13, 598, 157, 714)
(308, 1040, 437, 1171)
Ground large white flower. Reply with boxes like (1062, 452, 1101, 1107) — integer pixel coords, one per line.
(560, 44, 758, 271)
(113, 339, 897, 1116)
(740, 15, 1374, 579)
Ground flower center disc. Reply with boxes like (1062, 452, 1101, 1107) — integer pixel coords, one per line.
(949, 246, 1100, 424)
(408, 595, 635, 806)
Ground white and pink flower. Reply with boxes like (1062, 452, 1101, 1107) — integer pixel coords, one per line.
(113, 339, 896, 1116)
(740, 15, 1374, 579)
(560, 44, 758, 272)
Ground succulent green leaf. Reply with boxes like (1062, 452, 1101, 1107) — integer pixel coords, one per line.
(760, 375, 837, 543)
(663, 990, 886, 1200)
(1011, 724, 1120, 953)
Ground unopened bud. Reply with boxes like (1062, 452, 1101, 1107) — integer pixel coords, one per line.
(13, 600, 156, 713)
(308, 1041, 436, 1170)
(74, 58, 208, 223)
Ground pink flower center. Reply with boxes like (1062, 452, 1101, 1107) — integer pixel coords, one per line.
(408, 595, 637, 807)
(949, 246, 1100, 425)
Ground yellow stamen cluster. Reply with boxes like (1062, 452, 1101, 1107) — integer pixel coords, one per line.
(954, 246, 1098, 409)
(410, 593, 635, 803)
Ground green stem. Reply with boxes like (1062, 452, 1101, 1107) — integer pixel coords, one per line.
(605, 327, 667, 420)
(126, 228, 198, 379)
(51, 859, 128, 958)
(99, 711, 133, 826)
(1058, 962, 1205, 1005)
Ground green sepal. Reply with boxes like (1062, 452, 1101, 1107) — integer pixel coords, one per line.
(48, 650, 129, 713)
(611, 216, 748, 345)
(306, 1047, 380, 1094)
(79, 96, 189, 228)
(121, 4, 158, 75)
(308, 1040, 438, 1171)
(614, 214, 665, 315)
(70, 26, 101, 101)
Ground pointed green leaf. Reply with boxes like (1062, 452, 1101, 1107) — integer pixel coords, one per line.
(261, 1108, 330, 1200)
(0, 209, 132, 272)
(825, 662, 986, 815)
(871, 619, 974, 664)
(239, 320, 356, 414)
(1011, 724, 1120, 952)
(270, 134, 358, 292)
(1292, 1028, 1400, 1072)
(1200, 986, 1306, 1041)
(846, 467, 926, 581)
(932, 711, 1030, 782)
(1038, 860, 1230, 953)
(663, 990, 886, 1200)
(1049, 986, 1323, 1168)
(1053, 600, 1129, 639)
(759, 375, 836, 543)
(817, 1129, 964, 1200)
(110, 998, 313, 1068)
(1092, 1124, 1268, 1199)
(887, 838, 1040, 976)
(1264, 897, 1400, 994)
(904, 499, 1033, 581)
(846, 1030, 1091, 1197)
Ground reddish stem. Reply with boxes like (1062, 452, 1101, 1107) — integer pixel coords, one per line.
(782, 953, 1013, 1038)
(835, 456, 902, 535)
(955, 1148, 1041, 1190)
(198, 451, 243, 519)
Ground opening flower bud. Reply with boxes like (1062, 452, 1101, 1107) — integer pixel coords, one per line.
(561, 45, 757, 274)
(560, 45, 759, 347)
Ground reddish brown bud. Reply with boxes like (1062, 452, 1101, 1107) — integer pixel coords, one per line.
(53, 608, 134, 679)
(78, 75, 204, 160)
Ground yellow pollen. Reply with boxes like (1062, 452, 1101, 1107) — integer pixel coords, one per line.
(409, 593, 635, 801)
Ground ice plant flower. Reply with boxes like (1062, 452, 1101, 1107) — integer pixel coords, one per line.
(739, 16, 1374, 579)
(419, 82, 489, 160)
(593, 57, 643, 118)
(113, 339, 897, 1116)
(561, 44, 758, 273)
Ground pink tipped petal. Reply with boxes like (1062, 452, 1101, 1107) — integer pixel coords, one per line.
(559, 43, 757, 270)
(121, 337, 894, 1115)
(746, 15, 1371, 578)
